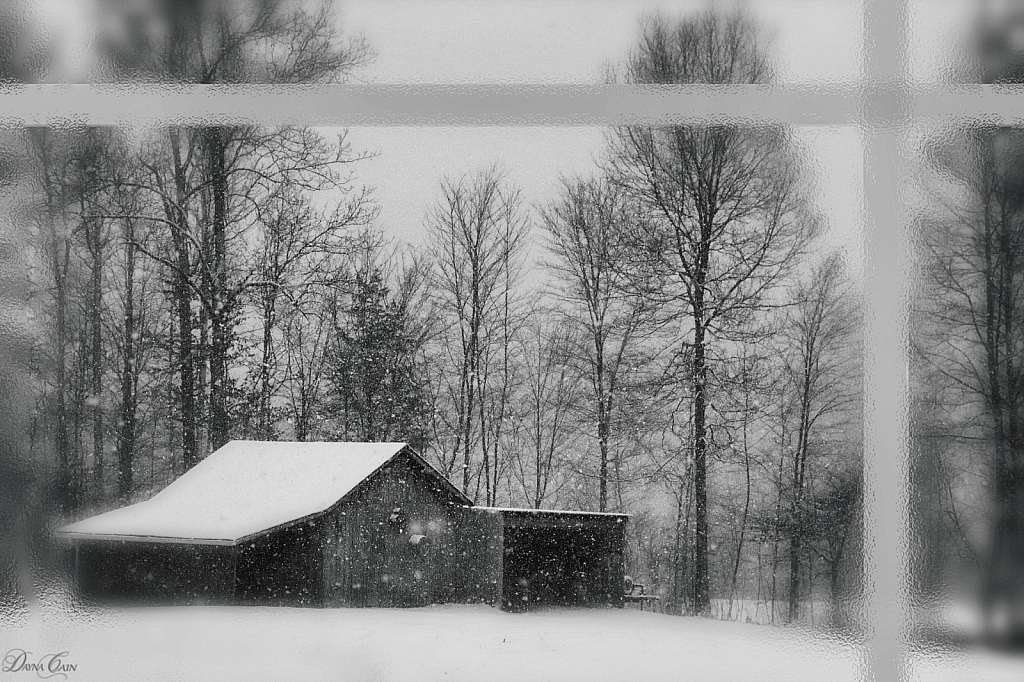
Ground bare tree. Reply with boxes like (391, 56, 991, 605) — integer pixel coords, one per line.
(27, 128, 81, 512)
(111, 0, 372, 467)
(73, 129, 120, 503)
(507, 317, 582, 509)
(608, 8, 814, 613)
(540, 176, 653, 511)
(426, 167, 529, 501)
(713, 341, 778, 618)
(777, 252, 861, 621)
(102, 138, 159, 502)
(281, 286, 334, 442)
(245, 176, 374, 438)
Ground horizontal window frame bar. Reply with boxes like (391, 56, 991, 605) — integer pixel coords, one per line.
(1, 83, 1022, 126)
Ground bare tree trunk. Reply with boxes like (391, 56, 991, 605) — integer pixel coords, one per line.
(731, 373, 754, 608)
(692, 285, 710, 614)
(53, 238, 73, 511)
(88, 214, 104, 502)
(168, 128, 198, 470)
(771, 410, 787, 624)
(258, 299, 275, 438)
(489, 281, 514, 507)
(597, 343, 609, 512)
(611, 9, 812, 621)
(478, 350, 491, 505)
(671, 482, 687, 615)
(463, 282, 481, 496)
(117, 219, 137, 501)
(73, 325, 89, 503)
(533, 390, 543, 508)
(207, 126, 231, 450)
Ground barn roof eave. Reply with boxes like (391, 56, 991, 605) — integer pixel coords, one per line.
(57, 531, 237, 546)
(472, 506, 630, 518)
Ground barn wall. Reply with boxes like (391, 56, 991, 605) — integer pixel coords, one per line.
(75, 540, 235, 604)
(450, 508, 504, 605)
(321, 453, 464, 607)
(236, 519, 324, 606)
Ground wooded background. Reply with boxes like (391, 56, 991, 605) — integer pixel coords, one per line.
(10, 1, 864, 626)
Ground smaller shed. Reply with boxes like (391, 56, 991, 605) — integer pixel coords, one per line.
(457, 507, 627, 611)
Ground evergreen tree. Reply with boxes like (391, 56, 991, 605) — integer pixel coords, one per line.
(326, 265, 430, 449)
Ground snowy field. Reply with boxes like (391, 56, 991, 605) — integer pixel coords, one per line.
(1, 598, 866, 682)
(903, 601, 1024, 682)
(7, 594, 1024, 681)
(907, 648, 1024, 682)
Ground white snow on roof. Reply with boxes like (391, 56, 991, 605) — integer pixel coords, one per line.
(473, 506, 628, 517)
(60, 441, 407, 544)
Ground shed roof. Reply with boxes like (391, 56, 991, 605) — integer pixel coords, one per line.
(60, 441, 459, 545)
(473, 506, 629, 518)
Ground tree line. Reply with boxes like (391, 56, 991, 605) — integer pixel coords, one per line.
(20, 3, 862, 626)
(910, 11, 1024, 645)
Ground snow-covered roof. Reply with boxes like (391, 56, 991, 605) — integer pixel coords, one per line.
(60, 441, 411, 545)
(473, 506, 628, 518)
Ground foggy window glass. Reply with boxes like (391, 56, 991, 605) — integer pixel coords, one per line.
(0, 1, 1017, 682)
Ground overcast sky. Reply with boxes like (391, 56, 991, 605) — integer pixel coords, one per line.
(327, 0, 976, 276)
(339, 126, 864, 279)
(44, 0, 971, 84)
(340, 0, 863, 85)
(42, 0, 978, 277)
(322, 1, 875, 274)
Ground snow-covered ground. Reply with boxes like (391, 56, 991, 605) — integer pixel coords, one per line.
(8, 590, 1024, 681)
(903, 601, 1024, 682)
(2, 596, 865, 682)
(907, 647, 1024, 682)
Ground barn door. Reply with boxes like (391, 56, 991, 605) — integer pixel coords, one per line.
(383, 507, 435, 607)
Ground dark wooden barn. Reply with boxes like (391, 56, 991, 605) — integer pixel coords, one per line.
(59, 441, 626, 611)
